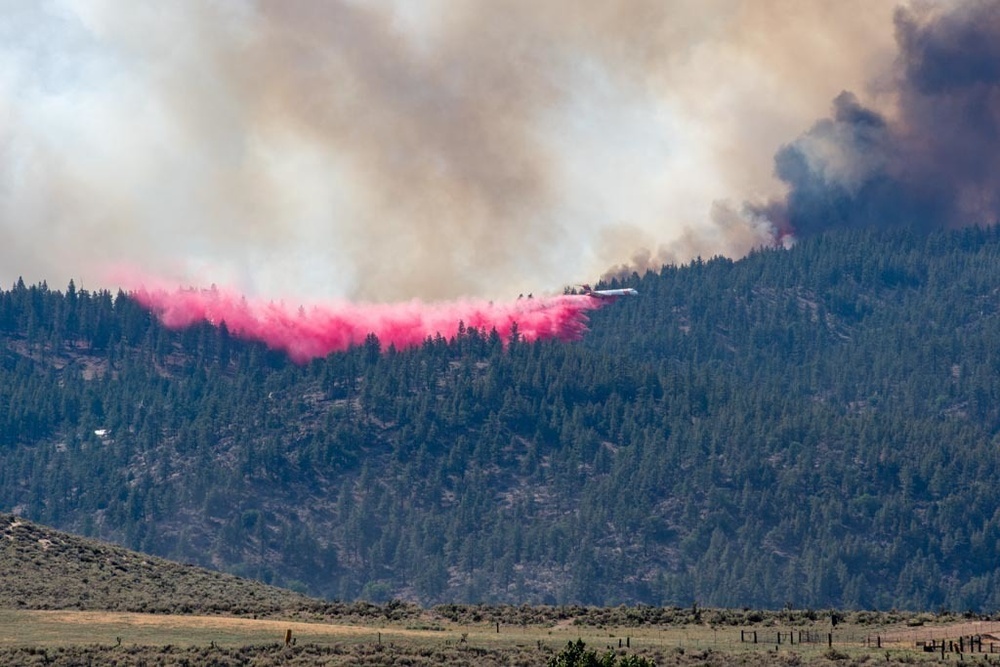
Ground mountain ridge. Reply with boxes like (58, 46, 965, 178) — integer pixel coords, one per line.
(3, 226, 1000, 610)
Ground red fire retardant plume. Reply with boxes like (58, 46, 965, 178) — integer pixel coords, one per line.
(131, 285, 607, 363)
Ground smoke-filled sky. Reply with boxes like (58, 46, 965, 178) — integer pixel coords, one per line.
(2, 0, 995, 301)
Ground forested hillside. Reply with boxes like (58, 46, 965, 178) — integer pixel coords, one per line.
(4, 227, 1000, 611)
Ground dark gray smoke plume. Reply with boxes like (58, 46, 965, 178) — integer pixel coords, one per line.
(768, 1, 1000, 238)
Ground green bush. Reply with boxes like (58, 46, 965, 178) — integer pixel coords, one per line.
(548, 639, 653, 667)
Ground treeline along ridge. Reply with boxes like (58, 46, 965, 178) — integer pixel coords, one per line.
(2, 226, 1000, 610)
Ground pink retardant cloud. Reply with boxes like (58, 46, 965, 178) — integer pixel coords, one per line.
(130, 284, 606, 363)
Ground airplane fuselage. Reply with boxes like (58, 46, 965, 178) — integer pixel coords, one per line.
(580, 284, 638, 298)
(589, 288, 638, 298)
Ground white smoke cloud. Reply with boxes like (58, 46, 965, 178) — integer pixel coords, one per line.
(0, 0, 898, 300)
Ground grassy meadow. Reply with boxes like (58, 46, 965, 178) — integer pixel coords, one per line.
(1, 606, 997, 665)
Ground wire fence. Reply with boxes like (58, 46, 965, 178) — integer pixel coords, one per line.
(729, 621, 1000, 656)
(546, 620, 1000, 658)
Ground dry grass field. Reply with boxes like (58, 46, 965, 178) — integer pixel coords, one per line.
(1, 607, 996, 665)
(4, 514, 997, 665)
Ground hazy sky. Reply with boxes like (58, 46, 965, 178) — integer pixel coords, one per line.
(0, 0, 903, 301)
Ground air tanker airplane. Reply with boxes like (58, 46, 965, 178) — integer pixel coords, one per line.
(580, 284, 639, 299)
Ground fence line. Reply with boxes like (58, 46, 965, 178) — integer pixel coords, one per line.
(734, 621, 1000, 656)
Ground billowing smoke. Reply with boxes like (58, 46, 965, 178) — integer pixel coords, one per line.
(13, 2, 991, 292)
(765, 1, 1000, 236)
(132, 284, 604, 363)
(1, 1, 898, 301)
(599, 202, 787, 281)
